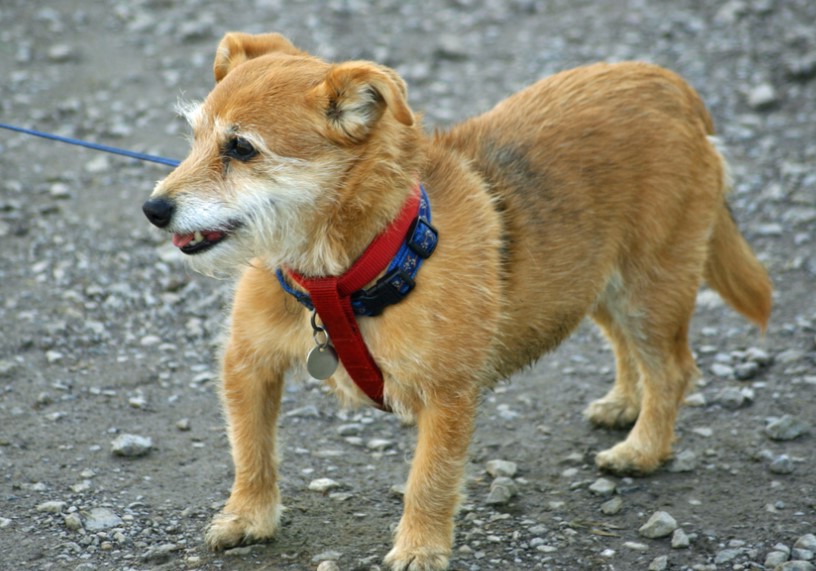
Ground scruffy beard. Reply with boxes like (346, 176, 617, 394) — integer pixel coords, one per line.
(178, 158, 349, 279)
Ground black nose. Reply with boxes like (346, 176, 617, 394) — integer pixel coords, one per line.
(142, 198, 175, 228)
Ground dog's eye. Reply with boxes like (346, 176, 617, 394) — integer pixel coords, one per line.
(225, 137, 258, 162)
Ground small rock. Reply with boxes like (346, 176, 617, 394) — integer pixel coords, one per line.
(684, 392, 707, 407)
(64, 512, 83, 531)
(485, 477, 518, 505)
(715, 548, 743, 564)
(776, 562, 816, 571)
(600, 496, 623, 515)
(710, 363, 734, 378)
(769, 454, 795, 475)
(734, 361, 760, 380)
(49, 183, 71, 199)
(111, 434, 153, 457)
(715, 386, 754, 409)
(317, 561, 341, 571)
(84, 155, 110, 174)
(672, 528, 690, 549)
(649, 555, 668, 571)
(793, 549, 814, 561)
(765, 415, 810, 441)
(309, 478, 340, 493)
(776, 349, 804, 364)
(796, 535, 816, 552)
(744, 347, 772, 366)
(47, 43, 76, 62)
(486, 459, 518, 478)
(82, 507, 122, 531)
(36, 500, 66, 513)
(45, 350, 64, 364)
(624, 541, 650, 551)
(366, 438, 394, 451)
(285, 405, 320, 418)
(176, 418, 191, 431)
(589, 478, 617, 496)
(389, 484, 406, 497)
(765, 550, 790, 567)
(668, 450, 697, 473)
(0, 360, 18, 378)
(336, 423, 364, 436)
(142, 543, 180, 563)
(747, 82, 778, 110)
(311, 550, 343, 564)
(639, 511, 678, 539)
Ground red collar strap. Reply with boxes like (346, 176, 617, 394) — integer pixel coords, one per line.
(285, 186, 422, 409)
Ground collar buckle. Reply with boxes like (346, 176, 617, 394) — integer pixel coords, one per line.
(351, 267, 416, 317)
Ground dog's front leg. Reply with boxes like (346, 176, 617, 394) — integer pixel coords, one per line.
(385, 391, 478, 571)
(205, 341, 287, 550)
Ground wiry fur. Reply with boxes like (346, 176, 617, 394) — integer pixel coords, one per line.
(144, 32, 772, 571)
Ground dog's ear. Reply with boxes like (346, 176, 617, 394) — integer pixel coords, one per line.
(317, 62, 414, 143)
(213, 32, 303, 83)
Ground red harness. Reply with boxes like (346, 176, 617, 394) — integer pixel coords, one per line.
(285, 188, 421, 408)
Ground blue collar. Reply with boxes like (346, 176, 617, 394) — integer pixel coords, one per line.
(276, 184, 437, 317)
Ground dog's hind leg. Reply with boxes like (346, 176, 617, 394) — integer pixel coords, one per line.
(585, 302, 642, 429)
(205, 342, 287, 550)
(594, 259, 702, 474)
(384, 388, 479, 571)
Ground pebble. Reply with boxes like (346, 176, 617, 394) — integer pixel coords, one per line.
(765, 415, 811, 441)
(715, 386, 754, 409)
(64, 512, 83, 531)
(766, 550, 790, 567)
(668, 450, 697, 473)
(747, 82, 778, 110)
(111, 434, 154, 457)
(672, 528, 690, 549)
(47, 43, 76, 62)
(486, 459, 518, 478)
(734, 361, 760, 380)
(649, 555, 669, 571)
(600, 496, 623, 515)
(685, 392, 707, 407)
(311, 550, 343, 564)
(715, 547, 743, 564)
(366, 438, 394, 451)
(485, 477, 518, 505)
(317, 561, 341, 571)
(639, 511, 678, 539)
(0, 359, 18, 378)
(796, 535, 816, 551)
(82, 507, 122, 531)
(588, 478, 617, 496)
(176, 418, 191, 431)
(710, 363, 735, 378)
(309, 478, 340, 493)
(36, 500, 66, 513)
(624, 541, 650, 552)
(769, 454, 795, 474)
(776, 563, 816, 571)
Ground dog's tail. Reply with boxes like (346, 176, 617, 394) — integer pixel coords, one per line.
(704, 146, 772, 332)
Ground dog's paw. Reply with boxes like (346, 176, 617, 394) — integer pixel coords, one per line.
(384, 545, 450, 571)
(204, 507, 280, 551)
(595, 441, 663, 475)
(584, 394, 639, 428)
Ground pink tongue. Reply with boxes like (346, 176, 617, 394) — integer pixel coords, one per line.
(172, 233, 194, 248)
(205, 231, 224, 241)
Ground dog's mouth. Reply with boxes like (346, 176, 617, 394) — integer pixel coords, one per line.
(171, 223, 241, 255)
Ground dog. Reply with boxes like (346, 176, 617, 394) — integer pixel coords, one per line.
(142, 32, 771, 570)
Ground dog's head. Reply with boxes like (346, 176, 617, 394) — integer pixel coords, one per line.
(143, 32, 419, 277)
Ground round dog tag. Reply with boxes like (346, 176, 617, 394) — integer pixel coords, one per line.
(306, 345, 339, 380)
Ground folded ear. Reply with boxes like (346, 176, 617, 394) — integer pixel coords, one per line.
(317, 62, 414, 143)
(213, 32, 304, 83)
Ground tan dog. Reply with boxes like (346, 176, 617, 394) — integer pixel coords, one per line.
(143, 32, 771, 570)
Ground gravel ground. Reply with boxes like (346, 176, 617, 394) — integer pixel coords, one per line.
(1, 1, 815, 570)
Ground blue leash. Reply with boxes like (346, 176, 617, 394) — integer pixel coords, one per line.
(0, 121, 180, 167)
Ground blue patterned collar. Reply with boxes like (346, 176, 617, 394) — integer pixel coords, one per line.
(276, 184, 438, 317)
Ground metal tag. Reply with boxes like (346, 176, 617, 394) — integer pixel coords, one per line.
(306, 344, 339, 380)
